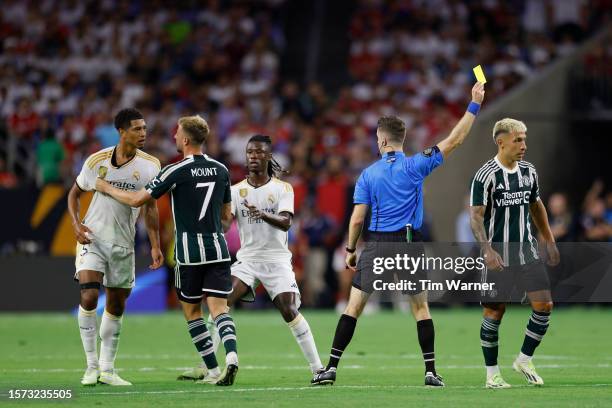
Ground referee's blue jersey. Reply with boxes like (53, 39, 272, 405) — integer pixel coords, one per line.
(354, 147, 444, 232)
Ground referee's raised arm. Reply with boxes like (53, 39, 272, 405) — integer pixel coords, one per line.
(437, 82, 485, 158)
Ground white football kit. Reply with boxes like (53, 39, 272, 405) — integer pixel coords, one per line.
(230, 177, 300, 305)
(74, 146, 160, 288)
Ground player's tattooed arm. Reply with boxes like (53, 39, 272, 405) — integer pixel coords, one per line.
(243, 199, 292, 231)
(345, 204, 368, 270)
(68, 182, 92, 244)
(529, 200, 560, 266)
(469, 205, 504, 271)
(437, 82, 485, 158)
(95, 178, 152, 208)
(144, 199, 164, 269)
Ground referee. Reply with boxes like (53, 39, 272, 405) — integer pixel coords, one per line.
(312, 82, 485, 387)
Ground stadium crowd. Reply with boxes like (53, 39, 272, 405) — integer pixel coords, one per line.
(1, 0, 610, 306)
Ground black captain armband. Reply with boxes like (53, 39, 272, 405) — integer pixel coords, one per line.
(80, 282, 101, 290)
(421, 146, 440, 157)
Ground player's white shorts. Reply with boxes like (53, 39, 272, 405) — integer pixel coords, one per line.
(74, 241, 135, 289)
(231, 260, 301, 307)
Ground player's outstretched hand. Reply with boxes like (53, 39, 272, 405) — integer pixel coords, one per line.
(345, 252, 357, 271)
(484, 248, 504, 271)
(73, 222, 92, 245)
(471, 81, 485, 105)
(149, 247, 164, 269)
(545, 241, 560, 266)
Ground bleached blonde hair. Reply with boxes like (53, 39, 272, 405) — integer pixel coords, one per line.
(492, 118, 527, 143)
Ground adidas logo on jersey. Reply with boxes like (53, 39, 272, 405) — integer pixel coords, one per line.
(496, 183, 505, 190)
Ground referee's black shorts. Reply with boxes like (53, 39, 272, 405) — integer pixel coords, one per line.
(352, 229, 426, 295)
(175, 261, 232, 303)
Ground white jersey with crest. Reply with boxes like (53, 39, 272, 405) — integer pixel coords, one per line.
(231, 177, 294, 263)
(76, 146, 161, 249)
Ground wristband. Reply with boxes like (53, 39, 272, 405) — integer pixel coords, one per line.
(345, 246, 356, 253)
(467, 101, 480, 116)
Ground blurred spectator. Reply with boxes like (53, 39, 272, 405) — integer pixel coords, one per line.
(0, 156, 17, 188)
(35, 126, 64, 185)
(456, 195, 475, 246)
(547, 192, 577, 242)
(580, 180, 612, 241)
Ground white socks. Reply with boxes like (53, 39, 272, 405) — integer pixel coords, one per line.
(486, 365, 500, 378)
(99, 310, 123, 372)
(78, 306, 98, 369)
(516, 352, 532, 364)
(288, 314, 323, 373)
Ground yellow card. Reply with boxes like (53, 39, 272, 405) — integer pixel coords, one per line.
(473, 65, 487, 83)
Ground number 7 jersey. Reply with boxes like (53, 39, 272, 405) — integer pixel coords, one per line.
(145, 154, 231, 265)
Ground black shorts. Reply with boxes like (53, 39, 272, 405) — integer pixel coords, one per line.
(352, 229, 426, 295)
(175, 262, 232, 303)
(480, 261, 550, 303)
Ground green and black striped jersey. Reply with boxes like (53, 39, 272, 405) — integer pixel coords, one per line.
(470, 157, 540, 265)
(145, 154, 231, 265)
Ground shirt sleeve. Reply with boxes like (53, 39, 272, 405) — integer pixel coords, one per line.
(470, 170, 494, 206)
(75, 160, 96, 191)
(409, 146, 444, 180)
(353, 171, 370, 205)
(530, 168, 540, 203)
(278, 183, 294, 214)
(145, 165, 180, 199)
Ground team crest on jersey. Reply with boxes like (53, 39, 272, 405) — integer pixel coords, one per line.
(268, 194, 275, 205)
(98, 166, 108, 179)
(239, 188, 248, 198)
(522, 175, 531, 186)
(133, 171, 140, 181)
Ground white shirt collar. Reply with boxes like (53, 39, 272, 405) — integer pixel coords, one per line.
(494, 156, 519, 174)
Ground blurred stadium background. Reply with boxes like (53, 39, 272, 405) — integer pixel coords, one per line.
(1, 2, 612, 406)
(0, 0, 611, 315)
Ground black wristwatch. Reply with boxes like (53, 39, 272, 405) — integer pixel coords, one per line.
(345, 246, 356, 253)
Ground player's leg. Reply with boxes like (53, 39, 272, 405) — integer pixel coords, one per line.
(407, 292, 444, 386)
(273, 292, 324, 374)
(204, 261, 238, 386)
(76, 269, 103, 386)
(207, 276, 251, 353)
(97, 287, 132, 385)
(176, 265, 222, 382)
(513, 287, 553, 386)
(481, 302, 510, 388)
(97, 244, 134, 386)
(311, 286, 370, 385)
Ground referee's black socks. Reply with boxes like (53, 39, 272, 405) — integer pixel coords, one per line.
(417, 319, 436, 375)
(327, 314, 357, 370)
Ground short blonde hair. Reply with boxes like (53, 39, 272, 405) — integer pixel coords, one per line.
(178, 115, 210, 145)
(492, 118, 527, 143)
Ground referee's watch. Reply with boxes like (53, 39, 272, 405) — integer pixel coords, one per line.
(345, 246, 356, 253)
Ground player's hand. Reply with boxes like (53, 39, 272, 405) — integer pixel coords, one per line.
(471, 81, 485, 104)
(95, 178, 108, 193)
(483, 248, 504, 271)
(243, 200, 263, 220)
(345, 252, 357, 271)
(149, 247, 164, 269)
(545, 241, 560, 266)
(73, 222, 93, 244)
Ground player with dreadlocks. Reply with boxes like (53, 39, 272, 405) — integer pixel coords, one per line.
(179, 134, 324, 381)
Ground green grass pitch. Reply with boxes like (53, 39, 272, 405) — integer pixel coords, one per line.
(1, 307, 611, 407)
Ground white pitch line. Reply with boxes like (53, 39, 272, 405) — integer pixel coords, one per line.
(73, 383, 612, 397)
(2, 363, 610, 374)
